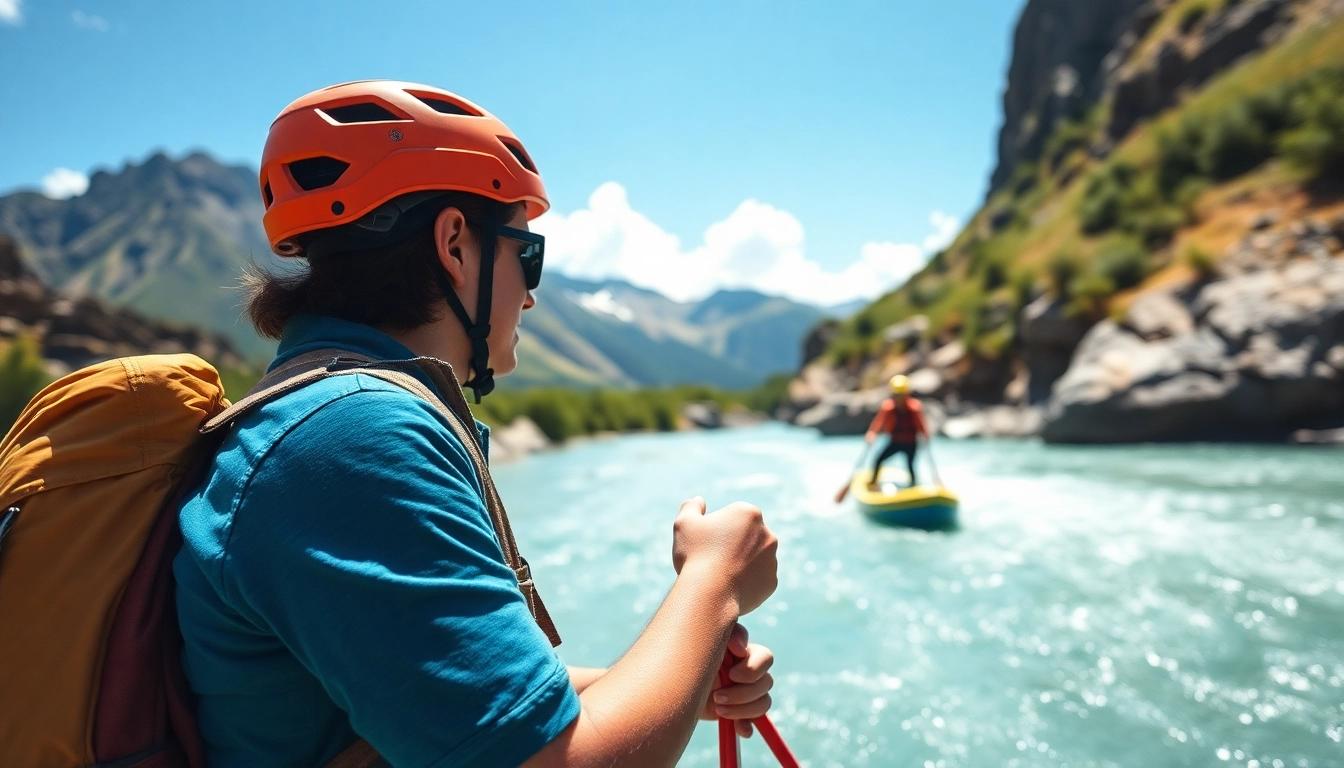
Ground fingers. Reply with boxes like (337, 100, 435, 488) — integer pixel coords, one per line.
(676, 496, 707, 521)
(729, 643, 774, 683)
(727, 623, 749, 657)
(735, 720, 755, 739)
(714, 674, 773, 706)
(714, 693, 773, 721)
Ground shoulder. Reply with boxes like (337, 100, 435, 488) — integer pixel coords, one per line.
(247, 372, 473, 471)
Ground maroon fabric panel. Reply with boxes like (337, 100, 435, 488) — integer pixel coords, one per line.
(92, 442, 218, 767)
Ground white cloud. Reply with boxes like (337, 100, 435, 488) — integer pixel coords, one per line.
(533, 182, 959, 306)
(71, 10, 109, 31)
(922, 210, 960, 253)
(0, 0, 22, 25)
(41, 167, 89, 199)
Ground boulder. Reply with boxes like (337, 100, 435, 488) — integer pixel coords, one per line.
(794, 388, 888, 435)
(941, 405, 1044, 439)
(1019, 295, 1093, 403)
(681, 401, 724, 430)
(1044, 258, 1344, 442)
(488, 417, 551, 463)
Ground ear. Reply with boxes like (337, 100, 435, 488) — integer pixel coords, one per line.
(433, 206, 470, 290)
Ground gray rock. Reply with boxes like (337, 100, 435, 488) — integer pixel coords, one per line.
(795, 388, 888, 435)
(1020, 295, 1094, 403)
(489, 417, 551, 463)
(1291, 427, 1344, 445)
(1124, 290, 1195, 340)
(1251, 211, 1280, 230)
(882, 315, 929, 345)
(928, 340, 966, 370)
(681, 401, 724, 430)
(942, 405, 1044, 439)
(1044, 258, 1344, 442)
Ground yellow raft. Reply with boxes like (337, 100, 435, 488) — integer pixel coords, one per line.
(850, 468, 959, 530)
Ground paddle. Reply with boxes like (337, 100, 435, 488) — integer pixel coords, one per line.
(924, 435, 944, 488)
(832, 441, 871, 504)
(717, 649, 801, 768)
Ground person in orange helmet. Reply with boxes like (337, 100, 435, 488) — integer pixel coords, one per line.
(864, 374, 930, 488)
(175, 81, 779, 767)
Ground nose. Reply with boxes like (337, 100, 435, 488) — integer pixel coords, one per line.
(523, 290, 536, 310)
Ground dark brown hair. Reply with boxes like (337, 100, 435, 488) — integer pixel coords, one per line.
(245, 192, 512, 339)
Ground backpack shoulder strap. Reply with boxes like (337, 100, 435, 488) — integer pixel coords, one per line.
(198, 349, 561, 647)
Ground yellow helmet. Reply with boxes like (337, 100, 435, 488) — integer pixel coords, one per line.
(889, 374, 911, 395)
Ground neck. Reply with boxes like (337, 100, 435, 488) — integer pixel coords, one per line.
(382, 317, 472, 382)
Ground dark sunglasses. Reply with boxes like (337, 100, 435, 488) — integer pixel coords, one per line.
(497, 225, 545, 291)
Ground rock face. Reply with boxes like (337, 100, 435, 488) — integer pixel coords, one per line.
(1107, 0, 1301, 140)
(1044, 258, 1344, 442)
(990, 0, 1151, 193)
(1020, 296, 1095, 403)
(0, 236, 247, 373)
(488, 417, 552, 464)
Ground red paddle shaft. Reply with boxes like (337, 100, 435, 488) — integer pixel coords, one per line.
(716, 652, 801, 767)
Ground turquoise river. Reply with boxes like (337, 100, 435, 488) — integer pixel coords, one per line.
(493, 423, 1344, 767)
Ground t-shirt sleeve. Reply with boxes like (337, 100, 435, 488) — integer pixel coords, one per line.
(221, 383, 578, 767)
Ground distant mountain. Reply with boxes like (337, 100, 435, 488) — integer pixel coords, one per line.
(524, 274, 827, 388)
(0, 234, 248, 375)
(0, 150, 826, 389)
(0, 151, 276, 359)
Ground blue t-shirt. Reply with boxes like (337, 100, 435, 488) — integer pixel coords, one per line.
(174, 315, 578, 767)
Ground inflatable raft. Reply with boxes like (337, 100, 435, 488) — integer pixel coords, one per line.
(849, 469, 959, 530)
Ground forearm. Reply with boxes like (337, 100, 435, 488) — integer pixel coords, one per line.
(525, 563, 737, 766)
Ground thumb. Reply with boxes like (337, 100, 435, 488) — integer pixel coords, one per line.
(677, 496, 707, 522)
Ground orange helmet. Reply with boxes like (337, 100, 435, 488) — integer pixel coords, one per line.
(260, 80, 548, 256)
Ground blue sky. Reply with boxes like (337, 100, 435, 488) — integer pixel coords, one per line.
(0, 0, 1025, 304)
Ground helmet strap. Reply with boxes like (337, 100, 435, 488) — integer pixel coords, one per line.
(433, 231, 497, 403)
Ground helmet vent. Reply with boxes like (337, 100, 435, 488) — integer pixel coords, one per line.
(499, 137, 537, 174)
(262, 180, 274, 208)
(413, 94, 482, 117)
(321, 102, 402, 123)
(287, 156, 350, 191)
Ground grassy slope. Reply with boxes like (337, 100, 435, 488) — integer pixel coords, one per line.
(827, 13, 1344, 376)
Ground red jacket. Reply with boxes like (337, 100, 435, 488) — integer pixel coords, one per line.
(866, 397, 928, 443)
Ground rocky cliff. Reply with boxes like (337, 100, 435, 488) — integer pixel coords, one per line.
(0, 235, 247, 374)
(790, 0, 1344, 443)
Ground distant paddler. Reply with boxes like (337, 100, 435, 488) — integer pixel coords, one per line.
(864, 374, 930, 489)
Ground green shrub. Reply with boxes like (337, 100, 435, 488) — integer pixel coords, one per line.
(1066, 272, 1116, 318)
(927, 249, 950, 275)
(1281, 124, 1344, 177)
(972, 324, 1016, 360)
(1172, 177, 1212, 219)
(0, 336, 51, 434)
(1044, 118, 1091, 171)
(854, 313, 877, 339)
(1178, 2, 1209, 33)
(1125, 204, 1187, 246)
(981, 258, 1008, 291)
(1080, 163, 1135, 234)
(1156, 119, 1205, 195)
(1199, 103, 1272, 179)
(1010, 270, 1037, 309)
(743, 373, 792, 414)
(522, 391, 585, 442)
(1096, 237, 1152, 290)
(1009, 163, 1039, 196)
(1047, 251, 1081, 299)
(1183, 245, 1219, 279)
